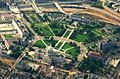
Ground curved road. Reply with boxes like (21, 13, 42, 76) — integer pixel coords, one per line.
(53, 2, 120, 26)
(1, 2, 120, 26)
(53, 36, 86, 62)
(101, 0, 120, 18)
(2, 1, 120, 78)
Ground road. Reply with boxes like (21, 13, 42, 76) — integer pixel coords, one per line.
(0, 2, 117, 25)
(21, 17, 46, 47)
(101, 0, 120, 18)
(55, 29, 68, 47)
(53, 2, 69, 15)
(16, 2, 120, 26)
(2, 1, 120, 78)
(20, 15, 43, 42)
(3, 48, 28, 79)
(53, 36, 86, 62)
(1, 55, 77, 78)
(20, 17, 37, 36)
(18, 0, 89, 8)
(31, 0, 42, 14)
(55, 3, 120, 26)
(0, 2, 120, 26)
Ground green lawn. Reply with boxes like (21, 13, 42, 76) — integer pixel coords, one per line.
(32, 22, 54, 36)
(4, 35, 14, 39)
(55, 42, 63, 49)
(73, 34, 88, 42)
(63, 31, 71, 38)
(30, 14, 41, 22)
(25, 14, 54, 37)
(66, 47, 80, 58)
(33, 40, 46, 48)
(62, 43, 73, 50)
(49, 21, 66, 36)
(50, 27, 65, 36)
(43, 40, 57, 46)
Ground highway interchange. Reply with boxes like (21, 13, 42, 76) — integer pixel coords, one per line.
(0, 1, 119, 26)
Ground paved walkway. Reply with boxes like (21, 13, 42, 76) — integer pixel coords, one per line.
(53, 36, 86, 62)
(55, 29, 68, 47)
(58, 29, 74, 50)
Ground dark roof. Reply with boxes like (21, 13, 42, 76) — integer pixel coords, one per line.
(89, 51, 102, 59)
(101, 42, 120, 52)
(35, 0, 47, 3)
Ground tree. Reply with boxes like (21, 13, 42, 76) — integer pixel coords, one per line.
(10, 46, 22, 58)
(78, 57, 104, 73)
(84, 74, 88, 79)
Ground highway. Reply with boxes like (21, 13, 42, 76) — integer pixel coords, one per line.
(1, 1, 120, 78)
(53, 2, 69, 15)
(18, 0, 89, 8)
(8, 1, 120, 63)
(0, 2, 120, 26)
(17, 1, 120, 26)
(37, 2, 120, 25)
(101, 0, 120, 18)
(58, 4, 120, 26)
(31, 0, 42, 13)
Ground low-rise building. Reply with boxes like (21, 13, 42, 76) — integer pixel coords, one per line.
(109, 58, 120, 67)
(0, 20, 24, 38)
(88, 51, 102, 60)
